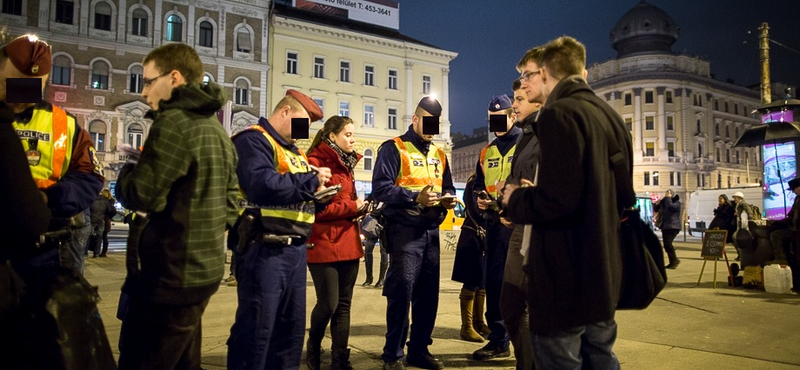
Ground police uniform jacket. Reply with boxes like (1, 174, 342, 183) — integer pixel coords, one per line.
(371, 126, 456, 229)
(505, 76, 630, 334)
(306, 141, 364, 263)
(474, 125, 522, 198)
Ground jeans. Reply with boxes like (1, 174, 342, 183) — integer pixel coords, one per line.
(532, 319, 620, 370)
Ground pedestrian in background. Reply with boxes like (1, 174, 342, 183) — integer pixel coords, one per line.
(89, 191, 108, 258)
(731, 191, 757, 261)
(361, 194, 389, 288)
(709, 194, 736, 245)
(99, 188, 116, 257)
(115, 42, 239, 370)
(654, 189, 682, 269)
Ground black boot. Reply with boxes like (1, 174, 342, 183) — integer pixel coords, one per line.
(374, 261, 388, 288)
(305, 338, 321, 370)
(666, 250, 681, 269)
(362, 256, 374, 286)
(331, 348, 354, 370)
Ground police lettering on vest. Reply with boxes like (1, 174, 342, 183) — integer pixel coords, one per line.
(13, 105, 73, 189)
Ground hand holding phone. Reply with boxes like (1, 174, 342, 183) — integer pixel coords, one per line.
(415, 185, 437, 207)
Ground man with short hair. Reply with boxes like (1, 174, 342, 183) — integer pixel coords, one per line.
(115, 42, 240, 369)
(503, 36, 631, 369)
(227, 89, 331, 370)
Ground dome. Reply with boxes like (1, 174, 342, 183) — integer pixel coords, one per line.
(610, 1, 680, 58)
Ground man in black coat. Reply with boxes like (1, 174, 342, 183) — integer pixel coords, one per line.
(503, 36, 631, 370)
(654, 189, 682, 268)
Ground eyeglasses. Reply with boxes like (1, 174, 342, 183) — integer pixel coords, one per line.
(142, 72, 171, 89)
(519, 70, 541, 83)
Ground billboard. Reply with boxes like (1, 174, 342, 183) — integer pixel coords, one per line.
(762, 110, 796, 220)
(293, 0, 399, 30)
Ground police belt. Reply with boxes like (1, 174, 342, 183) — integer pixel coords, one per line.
(260, 234, 307, 247)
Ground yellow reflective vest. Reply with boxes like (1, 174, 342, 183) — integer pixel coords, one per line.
(392, 137, 446, 193)
(238, 125, 316, 238)
(479, 142, 515, 198)
(13, 105, 73, 189)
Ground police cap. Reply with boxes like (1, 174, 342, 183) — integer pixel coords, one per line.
(488, 94, 512, 112)
(3, 35, 52, 77)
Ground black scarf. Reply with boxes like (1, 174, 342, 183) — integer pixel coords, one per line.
(324, 138, 359, 172)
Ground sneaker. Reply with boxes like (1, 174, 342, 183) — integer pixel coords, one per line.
(383, 359, 405, 370)
(472, 342, 511, 360)
(227, 277, 238, 287)
(405, 351, 444, 370)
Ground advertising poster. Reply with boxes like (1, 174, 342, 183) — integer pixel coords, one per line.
(293, 0, 400, 29)
(762, 142, 796, 220)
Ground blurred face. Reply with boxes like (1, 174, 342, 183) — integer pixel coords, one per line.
(329, 123, 356, 153)
(513, 88, 541, 121)
(718, 196, 725, 206)
(733, 196, 742, 203)
(0, 58, 48, 113)
(519, 61, 545, 104)
(488, 110, 515, 137)
(412, 111, 439, 142)
(665, 190, 674, 197)
(141, 61, 178, 111)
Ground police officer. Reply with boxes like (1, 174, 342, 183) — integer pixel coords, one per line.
(2, 35, 104, 273)
(227, 89, 332, 370)
(372, 96, 456, 370)
(472, 94, 521, 361)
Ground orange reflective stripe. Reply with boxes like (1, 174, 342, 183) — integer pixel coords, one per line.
(397, 178, 443, 187)
(392, 137, 412, 179)
(436, 146, 447, 171)
(479, 145, 489, 172)
(50, 106, 68, 184)
(248, 124, 309, 174)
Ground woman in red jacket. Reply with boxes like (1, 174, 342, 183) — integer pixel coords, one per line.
(305, 116, 365, 370)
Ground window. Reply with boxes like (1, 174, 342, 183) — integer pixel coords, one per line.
(666, 116, 674, 130)
(314, 57, 325, 79)
(735, 127, 739, 138)
(131, 8, 147, 36)
(644, 171, 650, 186)
(645, 90, 654, 104)
(715, 123, 720, 136)
(665, 90, 673, 104)
(624, 117, 632, 131)
(198, 21, 213, 47)
(645, 116, 654, 130)
(726, 149, 731, 163)
(364, 65, 374, 86)
(724, 102, 729, 113)
(624, 92, 632, 106)
(736, 150, 740, 164)
(89, 121, 106, 151)
(91, 61, 109, 90)
(694, 94, 702, 107)
(725, 125, 730, 137)
(422, 75, 431, 94)
(127, 123, 143, 148)
(2, 0, 21, 15)
(363, 148, 374, 171)
(339, 102, 349, 117)
(52, 55, 71, 86)
(166, 14, 183, 41)
(717, 173, 722, 189)
(339, 61, 350, 82)
(313, 98, 324, 115)
(653, 171, 660, 186)
(734, 104, 739, 115)
(234, 79, 249, 105)
(363, 104, 374, 127)
(56, 0, 74, 24)
(714, 100, 719, 110)
(670, 172, 675, 186)
(645, 142, 654, 157)
(286, 52, 298, 74)
(715, 148, 721, 162)
(698, 143, 703, 157)
(129, 65, 143, 93)
(696, 119, 702, 133)
(236, 28, 251, 52)
(388, 108, 397, 130)
(677, 172, 682, 186)
(388, 69, 398, 90)
(667, 142, 675, 157)
(94, 2, 112, 31)
(743, 106, 748, 116)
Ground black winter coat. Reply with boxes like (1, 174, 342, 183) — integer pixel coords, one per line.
(451, 177, 486, 286)
(505, 76, 630, 333)
(709, 202, 736, 242)
(655, 195, 682, 231)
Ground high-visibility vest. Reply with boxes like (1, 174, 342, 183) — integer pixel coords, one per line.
(13, 105, 73, 189)
(479, 142, 515, 198)
(237, 125, 316, 238)
(392, 137, 446, 193)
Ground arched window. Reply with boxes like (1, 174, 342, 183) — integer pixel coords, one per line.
(91, 61, 109, 89)
(52, 55, 71, 86)
(129, 65, 143, 93)
(198, 21, 213, 47)
(236, 27, 251, 53)
(234, 79, 249, 105)
(89, 120, 106, 151)
(166, 14, 183, 42)
(127, 123, 143, 148)
(363, 148, 374, 171)
(94, 2, 112, 31)
(131, 8, 148, 36)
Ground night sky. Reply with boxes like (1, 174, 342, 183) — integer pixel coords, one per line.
(396, 0, 799, 136)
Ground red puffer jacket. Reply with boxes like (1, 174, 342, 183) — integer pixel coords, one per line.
(307, 142, 365, 263)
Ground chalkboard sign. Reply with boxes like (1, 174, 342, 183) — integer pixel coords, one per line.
(701, 230, 728, 259)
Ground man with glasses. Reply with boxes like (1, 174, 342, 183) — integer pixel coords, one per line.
(503, 36, 631, 369)
(115, 42, 240, 370)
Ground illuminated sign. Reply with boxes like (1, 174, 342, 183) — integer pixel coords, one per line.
(762, 110, 796, 220)
(293, 0, 400, 30)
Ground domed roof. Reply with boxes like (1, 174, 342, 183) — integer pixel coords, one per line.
(610, 1, 680, 58)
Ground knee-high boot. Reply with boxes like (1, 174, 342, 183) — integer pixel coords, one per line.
(374, 261, 388, 288)
(459, 288, 484, 342)
(362, 255, 373, 286)
(330, 348, 354, 370)
(473, 289, 491, 337)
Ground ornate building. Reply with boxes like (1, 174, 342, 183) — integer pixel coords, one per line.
(587, 1, 764, 204)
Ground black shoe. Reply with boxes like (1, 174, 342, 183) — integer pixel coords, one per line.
(472, 342, 511, 360)
(666, 259, 681, 269)
(406, 351, 444, 370)
(305, 339, 321, 370)
(362, 278, 373, 286)
(383, 359, 406, 370)
(99, 253, 107, 257)
(374, 279, 385, 288)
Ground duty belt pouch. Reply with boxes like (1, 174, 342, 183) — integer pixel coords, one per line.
(236, 214, 258, 254)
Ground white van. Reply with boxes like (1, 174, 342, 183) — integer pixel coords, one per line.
(685, 184, 763, 236)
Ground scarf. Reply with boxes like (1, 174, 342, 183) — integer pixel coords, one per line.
(324, 137, 359, 172)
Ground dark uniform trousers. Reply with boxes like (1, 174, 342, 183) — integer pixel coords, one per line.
(228, 242, 307, 370)
(381, 221, 440, 362)
(485, 219, 511, 347)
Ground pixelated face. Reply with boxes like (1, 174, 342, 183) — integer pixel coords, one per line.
(0, 58, 47, 112)
(412, 111, 439, 142)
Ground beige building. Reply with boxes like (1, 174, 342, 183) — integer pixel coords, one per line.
(587, 1, 763, 203)
(450, 128, 489, 183)
(2, 0, 456, 192)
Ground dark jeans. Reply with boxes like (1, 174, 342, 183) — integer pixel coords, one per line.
(308, 259, 359, 350)
(90, 221, 105, 256)
(532, 319, 621, 370)
(500, 280, 533, 370)
(485, 220, 511, 347)
(661, 229, 679, 255)
(364, 237, 388, 267)
(118, 296, 210, 370)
